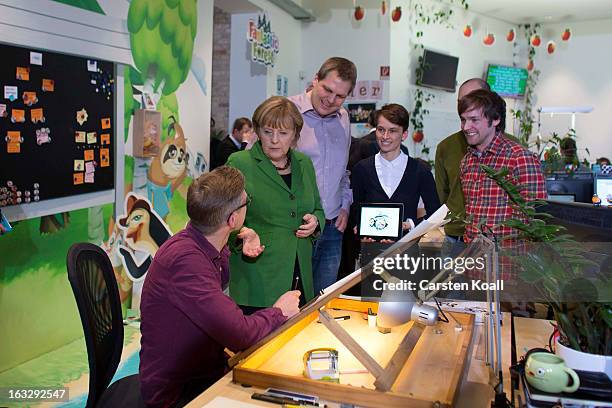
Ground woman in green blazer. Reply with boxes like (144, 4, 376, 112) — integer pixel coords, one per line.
(227, 97, 325, 310)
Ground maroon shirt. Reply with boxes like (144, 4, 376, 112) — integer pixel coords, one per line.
(139, 223, 286, 407)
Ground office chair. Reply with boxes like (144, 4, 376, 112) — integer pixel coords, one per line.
(67, 243, 144, 407)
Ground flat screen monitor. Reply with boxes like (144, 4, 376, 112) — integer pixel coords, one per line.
(486, 64, 528, 98)
(546, 173, 594, 203)
(417, 49, 459, 92)
(595, 174, 612, 206)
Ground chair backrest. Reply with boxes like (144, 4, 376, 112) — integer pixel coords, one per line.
(67, 243, 124, 408)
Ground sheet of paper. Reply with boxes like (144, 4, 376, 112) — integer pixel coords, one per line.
(84, 172, 94, 183)
(100, 148, 110, 167)
(202, 396, 261, 408)
(74, 160, 84, 172)
(85, 161, 95, 174)
(73, 173, 84, 185)
(16, 67, 30, 81)
(4, 86, 17, 101)
(84, 149, 94, 161)
(87, 132, 97, 144)
(6, 131, 21, 143)
(30, 51, 43, 65)
(100, 133, 110, 145)
(42, 79, 54, 92)
(101, 118, 111, 129)
(87, 60, 98, 72)
(7, 142, 20, 153)
(30, 108, 43, 123)
(75, 131, 86, 143)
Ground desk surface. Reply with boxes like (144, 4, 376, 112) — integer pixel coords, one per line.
(186, 311, 519, 408)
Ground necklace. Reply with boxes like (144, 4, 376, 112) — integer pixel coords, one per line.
(273, 155, 291, 171)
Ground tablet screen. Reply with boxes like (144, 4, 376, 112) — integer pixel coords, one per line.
(358, 203, 403, 239)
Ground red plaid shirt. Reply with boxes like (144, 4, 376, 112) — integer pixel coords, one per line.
(460, 133, 546, 244)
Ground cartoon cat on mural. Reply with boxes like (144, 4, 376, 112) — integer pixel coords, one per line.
(146, 115, 188, 220)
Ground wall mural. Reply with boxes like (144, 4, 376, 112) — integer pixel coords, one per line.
(0, 1, 207, 393)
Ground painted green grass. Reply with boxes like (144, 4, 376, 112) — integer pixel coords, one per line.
(0, 326, 139, 408)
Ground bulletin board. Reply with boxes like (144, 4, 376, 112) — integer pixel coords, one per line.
(0, 42, 115, 208)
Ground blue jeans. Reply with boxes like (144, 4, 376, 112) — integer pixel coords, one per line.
(312, 224, 343, 294)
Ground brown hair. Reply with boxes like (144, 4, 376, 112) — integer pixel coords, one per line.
(458, 89, 506, 134)
(316, 57, 357, 92)
(252, 96, 304, 140)
(377, 104, 410, 132)
(187, 166, 245, 234)
(232, 117, 252, 133)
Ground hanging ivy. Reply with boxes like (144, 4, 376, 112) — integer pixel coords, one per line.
(512, 23, 541, 147)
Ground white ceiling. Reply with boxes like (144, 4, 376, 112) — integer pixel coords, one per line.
(455, 0, 612, 24)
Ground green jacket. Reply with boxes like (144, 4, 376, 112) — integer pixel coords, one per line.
(226, 141, 325, 307)
(434, 131, 518, 236)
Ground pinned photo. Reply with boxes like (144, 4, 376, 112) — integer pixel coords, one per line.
(85, 173, 95, 183)
(73, 173, 84, 185)
(84, 149, 94, 161)
(85, 161, 95, 174)
(100, 148, 110, 167)
(101, 133, 110, 145)
(87, 132, 97, 144)
(0, 104, 7, 117)
(16, 67, 30, 81)
(74, 159, 85, 172)
(31, 108, 45, 124)
(101, 118, 111, 129)
(42, 79, 55, 92)
(75, 131, 86, 143)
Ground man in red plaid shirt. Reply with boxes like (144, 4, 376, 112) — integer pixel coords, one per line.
(459, 90, 546, 276)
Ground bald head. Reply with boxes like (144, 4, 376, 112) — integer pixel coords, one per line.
(458, 78, 490, 100)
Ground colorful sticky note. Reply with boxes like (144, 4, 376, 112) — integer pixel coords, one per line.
(42, 79, 54, 92)
(11, 109, 25, 123)
(73, 173, 84, 185)
(7, 142, 20, 153)
(4, 86, 17, 101)
(101, 118, 111, 129)
(30, 108, 44, 123)
(84, 173, 95, 183)
(16, 67, 30, 81)
(84, 149, 94, 161)
(100, 148, 110, 167)
(100, 133, 110, 145)
(30, 51, 43, 66)
(86, 132, 97, 144)
(85, 161, 96, 174)
(6, 131, 21, 143)
(75, 131, 86, 143)
(22, 91, 38, 106)
(74, 160, 84, 172)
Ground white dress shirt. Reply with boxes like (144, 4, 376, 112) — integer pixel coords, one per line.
(374, 151, 408, 198)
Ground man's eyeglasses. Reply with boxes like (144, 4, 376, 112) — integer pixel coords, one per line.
(376, 126, 402, 137)
(228, 195, 252, 220)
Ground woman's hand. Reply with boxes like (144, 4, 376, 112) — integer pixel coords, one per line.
(238, 227, 265, 257)
(296, 214, 318, 238)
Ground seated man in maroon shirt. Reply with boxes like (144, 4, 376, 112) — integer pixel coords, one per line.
(139, 166, 301, 408)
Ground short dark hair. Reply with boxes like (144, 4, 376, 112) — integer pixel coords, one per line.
(367, 109, 378, 128)
(377, 104, 410, 132)
(316, 57, 357, 92)
(232, 117, 252, 133)
(459, 78, 491, 92)
(458, 89, 506, 134)
(187, 166, 244, 234)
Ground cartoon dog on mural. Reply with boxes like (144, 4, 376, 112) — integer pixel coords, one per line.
(117, 193, 172, 313)
(101, 217, 132, 306)
(147, 115, 188, 220)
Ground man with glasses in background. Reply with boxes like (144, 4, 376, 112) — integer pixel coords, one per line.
(139, 166, 300, 408)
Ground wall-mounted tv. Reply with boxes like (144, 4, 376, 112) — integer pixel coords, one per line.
(417, 49, 459, 92)
(486, 64, 528, 98)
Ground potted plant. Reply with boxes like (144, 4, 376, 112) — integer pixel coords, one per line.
(481, 165, 611, 376)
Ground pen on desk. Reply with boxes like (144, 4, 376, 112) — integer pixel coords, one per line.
(317, 315, 350, 323)
(292, 275, 300, 291)
(252, 393, 327, 407)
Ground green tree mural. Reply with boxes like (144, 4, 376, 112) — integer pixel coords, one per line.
(127, 0, 198, 97)
(51, 0, 104, 14)
(157, 93, 180, 142)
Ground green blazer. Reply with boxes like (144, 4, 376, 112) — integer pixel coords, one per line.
(226, 141, 325, 307)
